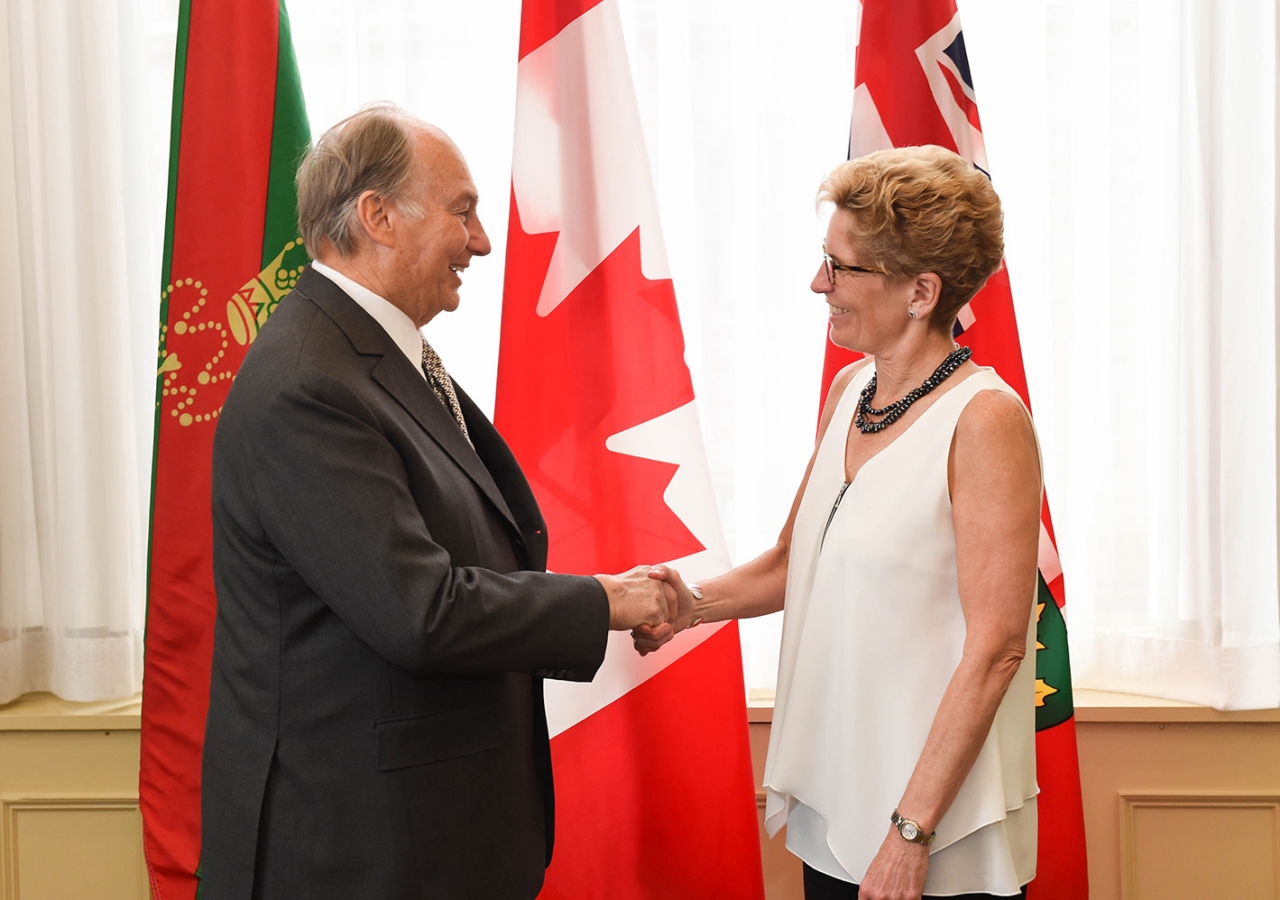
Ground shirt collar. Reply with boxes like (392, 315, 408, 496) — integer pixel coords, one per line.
(310, 260, 425, 380)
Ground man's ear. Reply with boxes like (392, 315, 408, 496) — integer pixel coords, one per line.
(353, 190, 394, 249)
(906, 271, 943, 322)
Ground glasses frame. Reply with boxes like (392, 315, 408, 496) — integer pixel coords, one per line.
(822, 243, 885, 284)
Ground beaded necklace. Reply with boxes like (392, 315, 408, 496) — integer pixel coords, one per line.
(854, 345, 972, 434)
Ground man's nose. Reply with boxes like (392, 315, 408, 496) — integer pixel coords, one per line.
(469, 215, 492, 257)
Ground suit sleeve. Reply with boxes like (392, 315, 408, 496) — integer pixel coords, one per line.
(230, 363, 610, 678)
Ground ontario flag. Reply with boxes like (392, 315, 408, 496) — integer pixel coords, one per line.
(823, 1, 1089, 896)
(496, 0, 765, 897)
(138, 1, 310, 897)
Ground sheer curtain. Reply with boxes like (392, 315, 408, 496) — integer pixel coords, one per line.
(0, 0, 146, 702)
(7, 0, 1275, 706)
(1067, 0, 1279, 709)
(965, 0, 1279, 709)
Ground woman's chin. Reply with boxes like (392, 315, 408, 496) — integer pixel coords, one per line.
(827, 322, 861, 353)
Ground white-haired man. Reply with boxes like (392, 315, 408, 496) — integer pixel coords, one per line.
(200, 106, 673, 900)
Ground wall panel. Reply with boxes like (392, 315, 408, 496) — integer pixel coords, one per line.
(1120, 793, 1280, 898)
(1076, 694, 1280, 900)
(0, 695, 146, 900)
(3, 799, 146, 900)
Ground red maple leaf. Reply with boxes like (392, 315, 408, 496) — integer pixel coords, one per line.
(495, 192, 704, 575)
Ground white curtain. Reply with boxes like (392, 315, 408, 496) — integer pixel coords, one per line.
(8, 0, 1275, 707)
(973, 0, 1279, 710)
(0, 0, 146, 702)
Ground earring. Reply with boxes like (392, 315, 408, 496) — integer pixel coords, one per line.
(908, 309, 917, 320)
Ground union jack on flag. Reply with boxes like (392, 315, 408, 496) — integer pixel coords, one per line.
(820, 1, 1090, 896)
(848, 7, 987, 339)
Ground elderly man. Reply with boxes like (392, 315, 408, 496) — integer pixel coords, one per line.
(199, 106, 672, 900)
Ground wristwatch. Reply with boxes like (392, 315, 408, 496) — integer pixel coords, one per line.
(890, 810, 935, 846)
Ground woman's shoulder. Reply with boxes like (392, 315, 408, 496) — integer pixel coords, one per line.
(816, 357, 873, 440)
(957, 387, 1032, 433)
(954, 369, 1031, 430)
(825, 357, 873, 410)
(951, 379, 1039, 482)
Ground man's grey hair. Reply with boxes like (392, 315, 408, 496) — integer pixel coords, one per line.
(296, 104, 426, 257)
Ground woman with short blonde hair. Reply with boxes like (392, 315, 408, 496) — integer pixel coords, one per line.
(639, 145, 1040, 900)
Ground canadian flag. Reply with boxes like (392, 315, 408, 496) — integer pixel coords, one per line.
(495, 0, 765, 897)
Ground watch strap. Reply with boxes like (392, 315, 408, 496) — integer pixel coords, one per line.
(890, 809, 936, 846)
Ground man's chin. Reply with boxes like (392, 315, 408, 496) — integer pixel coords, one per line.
(422, 290, 461, 325)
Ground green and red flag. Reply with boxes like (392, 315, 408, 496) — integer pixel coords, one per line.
(823, 0, 1088, 895)
(139, 2, 309, 897)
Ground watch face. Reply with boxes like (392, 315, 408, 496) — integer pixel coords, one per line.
(901, 821, 920, 841)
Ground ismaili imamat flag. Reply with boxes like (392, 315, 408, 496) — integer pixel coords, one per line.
(139, 1, 310, 897)
(496, 0, 766, 897)
(820, 1, 1088, 896)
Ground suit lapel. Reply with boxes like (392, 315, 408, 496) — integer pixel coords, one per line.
(370, 357, 522, 538)
(456, 385, 549, 572)
(293, 267, 522, 539)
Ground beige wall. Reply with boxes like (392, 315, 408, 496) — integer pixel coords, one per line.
(0, 694, 147, 900)
(4, 692, 1280, 899)
(1073, 692, 1280, 900)
(749, 712, 806, 899)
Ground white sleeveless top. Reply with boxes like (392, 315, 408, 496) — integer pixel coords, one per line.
(762, 364, 1039, 895)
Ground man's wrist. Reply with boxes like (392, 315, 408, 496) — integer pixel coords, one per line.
(592, 573, 623, 629)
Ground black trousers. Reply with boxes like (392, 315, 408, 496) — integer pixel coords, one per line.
(803, 864, 1030, 900)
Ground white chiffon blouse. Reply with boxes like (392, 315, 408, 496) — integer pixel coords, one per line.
(762, 363, 1039, 895)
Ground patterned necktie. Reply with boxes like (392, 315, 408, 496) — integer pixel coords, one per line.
(421, 338, 472, 447)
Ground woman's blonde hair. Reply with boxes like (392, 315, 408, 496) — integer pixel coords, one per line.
(818, 145, 1004, 328)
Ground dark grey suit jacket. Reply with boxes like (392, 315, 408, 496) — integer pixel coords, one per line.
(200, 267, 609, 900)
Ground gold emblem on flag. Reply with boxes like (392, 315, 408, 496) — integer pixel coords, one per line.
(1035, 678, 1059, 708)
(157, 239, 308, 428)
(225, 240, 306, 346)
(1034, 601, 1058, 707)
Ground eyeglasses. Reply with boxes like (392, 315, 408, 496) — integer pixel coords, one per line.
(822, 243, 885, 284)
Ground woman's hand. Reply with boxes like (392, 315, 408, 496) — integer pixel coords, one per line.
(630, 565, 696, 656)
(857, 827, 930, 900)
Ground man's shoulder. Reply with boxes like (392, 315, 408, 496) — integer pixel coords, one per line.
(219, 291, 370, 432)
(244, 287, 362, 377)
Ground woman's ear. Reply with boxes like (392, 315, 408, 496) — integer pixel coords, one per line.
(906, 271, 943, 322)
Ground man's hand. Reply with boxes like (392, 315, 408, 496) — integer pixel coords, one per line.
(631, 564, 697, 656)
(595, 566, 674, 631)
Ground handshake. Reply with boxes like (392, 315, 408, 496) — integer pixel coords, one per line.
(593, 565, 699, 657)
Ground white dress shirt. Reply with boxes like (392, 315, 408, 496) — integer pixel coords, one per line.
(310, 260, 426, 381)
